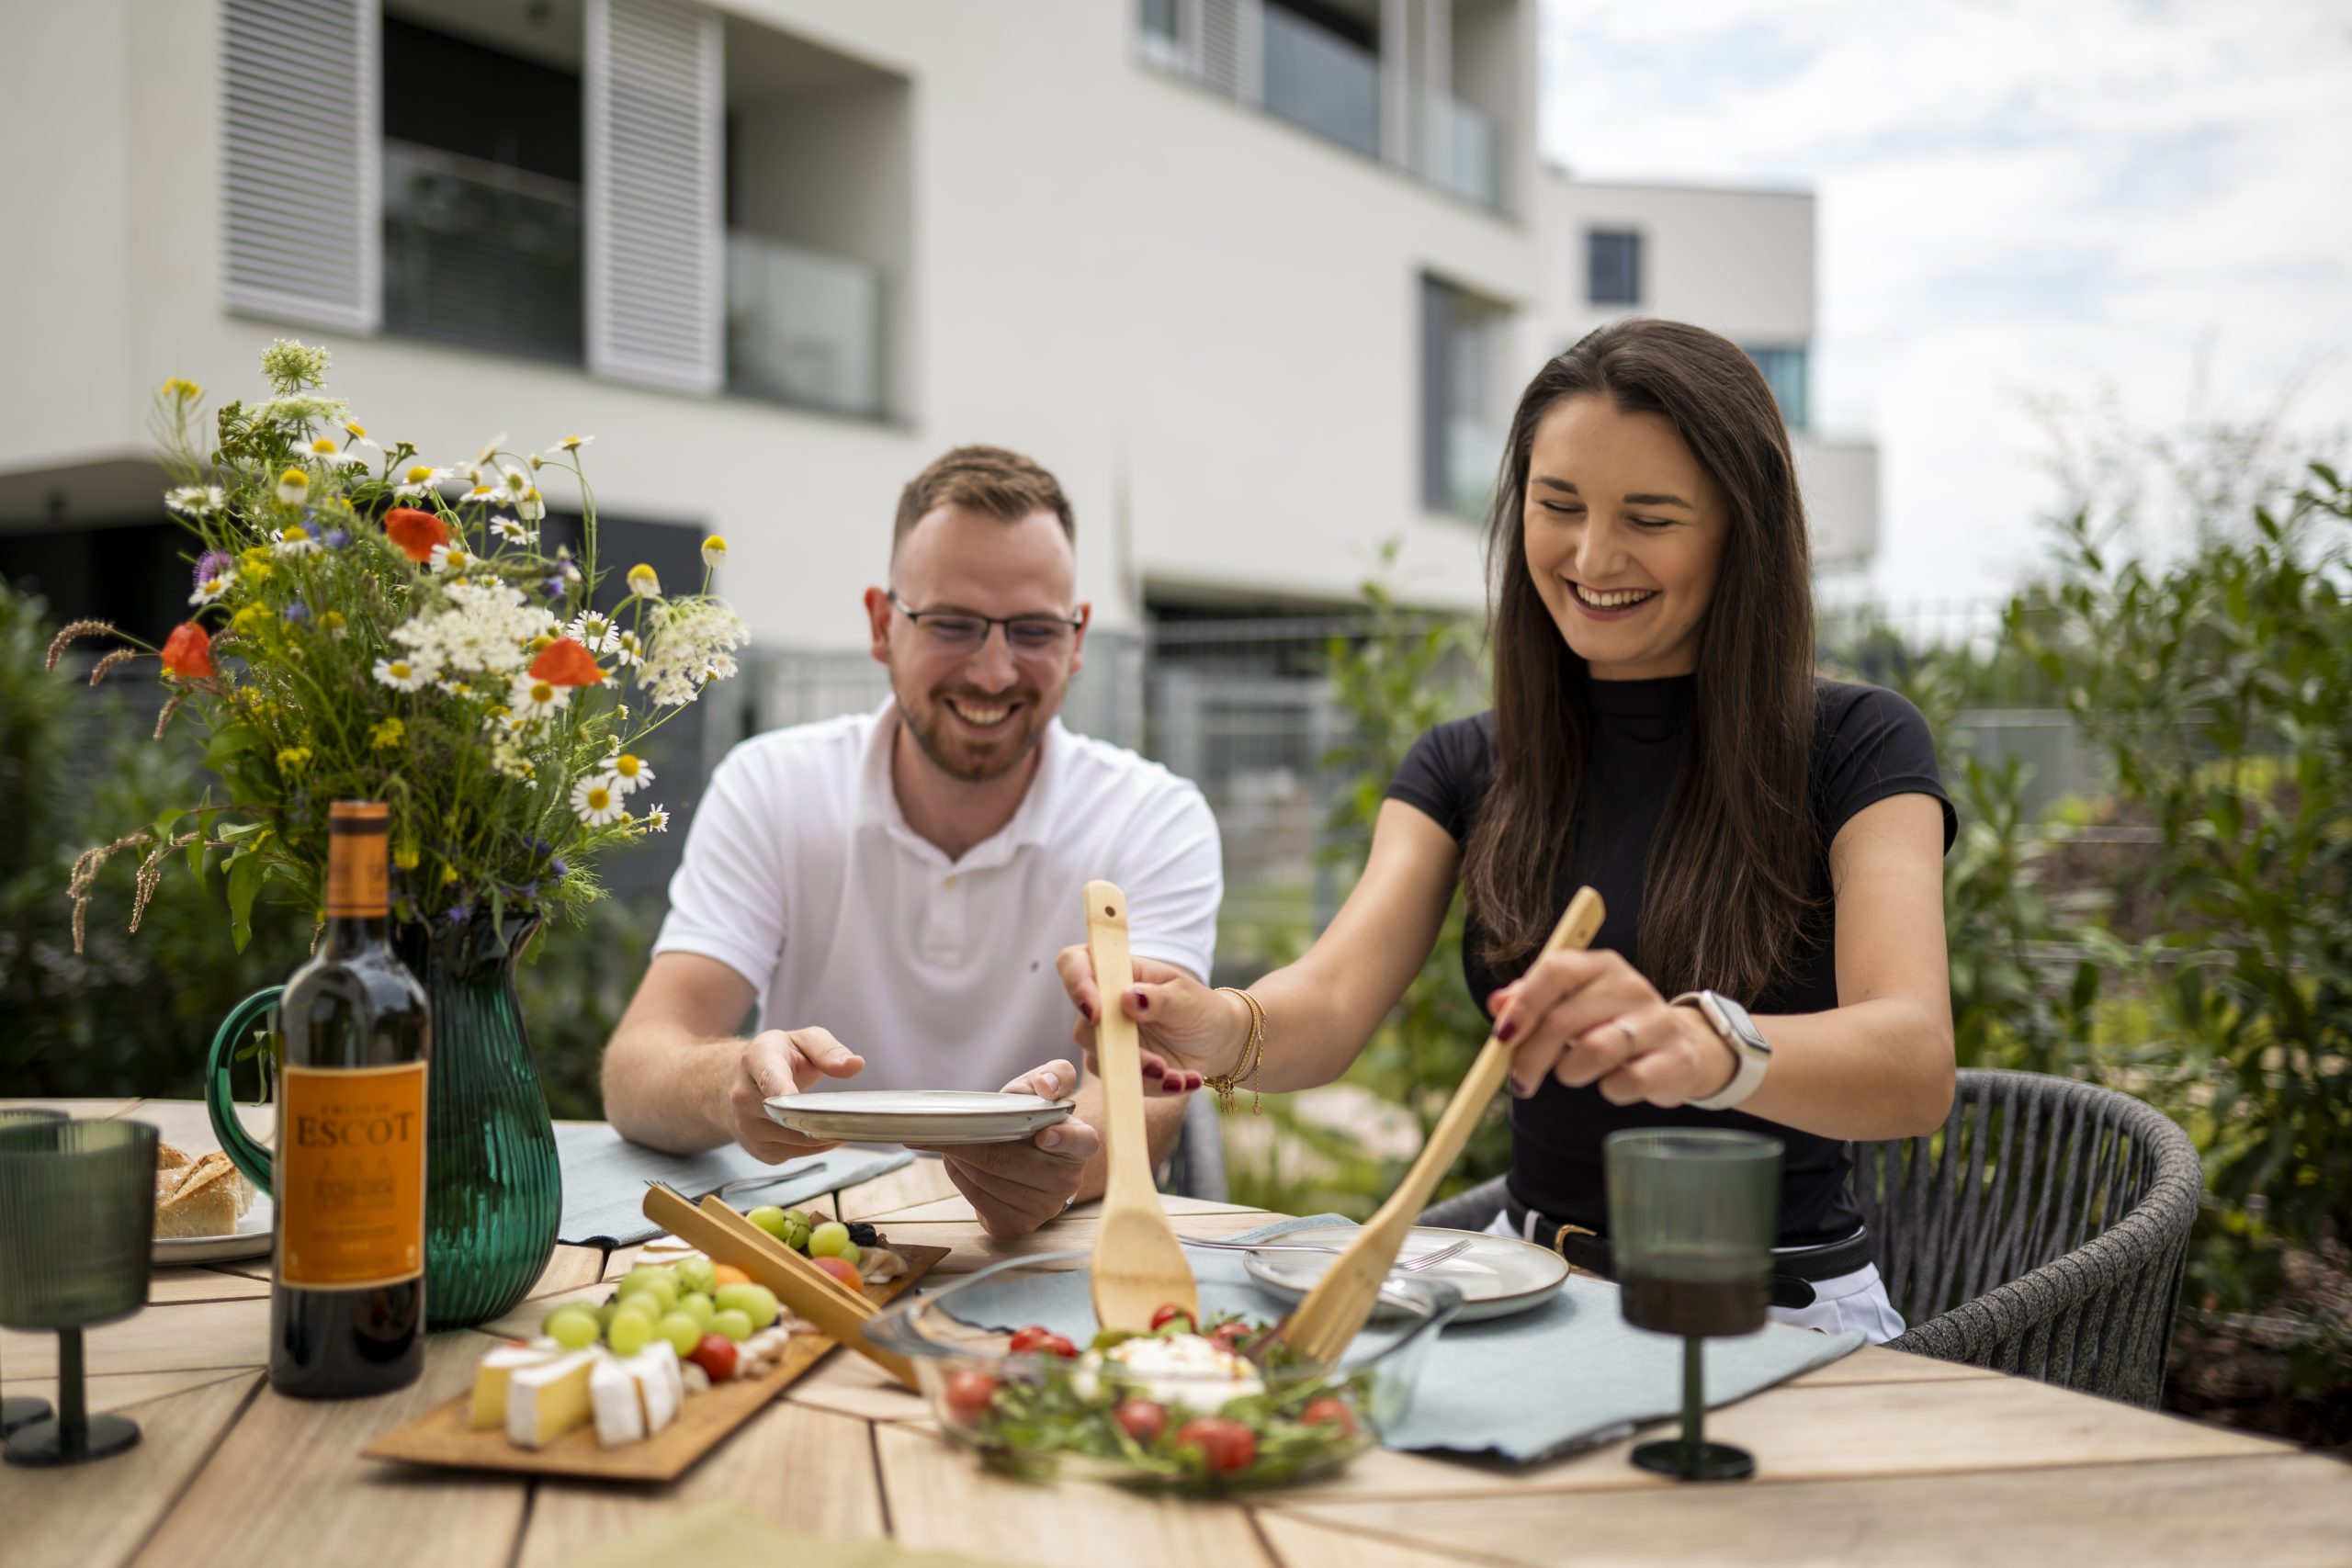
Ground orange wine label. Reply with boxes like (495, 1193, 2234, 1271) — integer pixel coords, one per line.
(324, 809, 390, 918)
(277, 1062, 427, 1291)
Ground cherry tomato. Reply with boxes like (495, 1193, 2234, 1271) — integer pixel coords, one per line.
(1149, 1303, 1194, 1333)
(1175, 1416, 1257, 1474)
(686, 1333, 739, 1382)
(944, 1370, 1000, 1425)
(1007, 1325, 1054, 1353)
(1208, 1321, 1251, 1354)
(1301, 1397, 1355, 1436)
(1039, 1333, 1080, 1359)
(1114, 1398, 1169, 1444)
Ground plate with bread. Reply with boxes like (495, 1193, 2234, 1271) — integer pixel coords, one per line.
(153, 1140, 271, 1263)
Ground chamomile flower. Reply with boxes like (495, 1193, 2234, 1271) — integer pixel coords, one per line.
(490, 515, 537, 546)
(639, 804, 671, 833)
(543, 434, 594, 458)
(564, 611, 619, 653)
(427, 541, 475, 574)
(507, 671, 571, 722)
(604, 751, 654, 795)
(165, 485, 227, 517)
(700, 535, 727, 569)
(611, 628, 644, 668)
(374, 653, 438, 692)
(188, 568, 237, 606)
(515, 486, 546, 523)
(471, 434, 509, 468)
(298, 433, 369, 468)
(393, 463, 453, 500)
(277, 468, 310, 506)
(570, 773, 625, 826)
(626, 563, 662, 598)
(273, 523, 322, 557)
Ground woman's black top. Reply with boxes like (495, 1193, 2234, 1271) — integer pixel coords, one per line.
(1386, 675, 1955, 1247)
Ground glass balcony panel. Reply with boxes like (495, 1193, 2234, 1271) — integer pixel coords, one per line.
(381, 141, 583, 363)
(725, 232, 888, 421)
(1446, 416, 1505, 520)
(1440, 97, 1500, 209)
(1262, 6, 1381, 160)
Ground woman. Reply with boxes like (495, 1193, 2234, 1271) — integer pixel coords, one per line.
(1060, 318, 1957, 1338)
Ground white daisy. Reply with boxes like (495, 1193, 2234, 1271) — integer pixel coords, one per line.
(515, 486, 547, 523)
(611, 628, 644, 668)
(543, 434, 595, 458)
(296, 433, 369, 469)
(273, 524, 322, 557)
(165, 485, 227, 517)
(277, 468, 310, 506)
(472, 434, 509, 468)
(427, 541, 476, 574)
(604, 751, 655, 795)
(490, 515, 537, 546)
(700, 535, 727, 569)
(373, 654, 438, 692)
(459, 483, 499, 506)
(392, 463, 453, 500)
(626, 563, 662, 598)
(507, 671, 571, 723)
(564, 612, 620, 653)
(639, 804, 670, 832)
(570, 773, 625, 827)
(189, 570, 237, 606)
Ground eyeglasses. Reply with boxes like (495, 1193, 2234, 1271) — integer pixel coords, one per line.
(888, 592, 1083, 657)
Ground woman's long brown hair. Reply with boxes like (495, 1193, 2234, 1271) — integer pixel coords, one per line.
(1460, 319, 1819, 1003)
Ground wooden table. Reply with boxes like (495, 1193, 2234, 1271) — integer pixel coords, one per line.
(6, 1100, 2348, 1568)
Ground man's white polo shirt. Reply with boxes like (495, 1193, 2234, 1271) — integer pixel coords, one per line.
(651, 699, 1222, 1095)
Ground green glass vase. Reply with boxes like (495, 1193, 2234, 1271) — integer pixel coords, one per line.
(207, 916, 562, 1330)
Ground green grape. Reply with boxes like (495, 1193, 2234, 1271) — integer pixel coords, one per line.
(656, 1312, 704, 1357)
(746, 1205, 789, 1240)
(612, 1292, 662, 1325)
(679, 1292, 717, 1326)
(713, 1283, 779, 1331)
(606, 1311, 653, 1358)
(808, 1222, 852, 1258)
(617, 1271, 679, 1313)
(711, 1308, 755, 1342)
(543, 1305, 600, 1350)
(674, 1256, 718, 1294)
(782, 1208, 811, 1227)
(594, 1300, 619, 1331)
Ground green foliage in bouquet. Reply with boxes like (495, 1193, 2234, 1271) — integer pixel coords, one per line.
(51, 340, 748, 952)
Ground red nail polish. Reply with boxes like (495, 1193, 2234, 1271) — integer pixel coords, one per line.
(1187, 1074, 1204, 1091)
(1082, 1000, 1096, 1022)
(1497, 1019, 1519, 1043)
(1130, 988, 1149, 1011)
(1141, 1058, 1164, 1078)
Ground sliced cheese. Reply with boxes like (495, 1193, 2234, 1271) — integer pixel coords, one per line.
(626, 1340, 683, 1436)
(590, 1356, 647, 1449)
(505, 1350, 598, 1449)
(469, 1345, 561, 1430)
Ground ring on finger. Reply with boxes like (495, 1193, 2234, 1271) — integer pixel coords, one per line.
(1614, 1018, 1637, 1052)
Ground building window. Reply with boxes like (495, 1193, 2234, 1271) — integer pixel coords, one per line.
(1747, 346, 1810, 431)
(1587, 229, 1641, 307)
(1139, 0, 1181, 58)
(1421, 276, 1510, 521)
(379, 16, 584, 365)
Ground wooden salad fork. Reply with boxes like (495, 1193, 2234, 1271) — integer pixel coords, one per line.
(1283, 886, 1606, 1365)
(1082, 878, 1201, 1331)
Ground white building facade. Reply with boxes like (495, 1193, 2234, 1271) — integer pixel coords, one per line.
(0, 0, 1878, 854)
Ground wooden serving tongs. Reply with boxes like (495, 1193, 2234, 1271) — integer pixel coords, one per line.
(1082, 879, 1202, 1332)
(1282, 886, 1606, 1365)
(641, 1180, 917, 1389)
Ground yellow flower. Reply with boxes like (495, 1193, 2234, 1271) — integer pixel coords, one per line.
(529, 633, 555, 652)
(441, 864, 460, 885)
(241, 547, 272, 570)
(277, 468, 310, 506)
(701, 535, 727, 569)
(276, 746, 312, 773)
(230, 606, 265, 632)
(392, 844, 420, 871)
(320, 610, 347, 636)
(162, 377, 201, 400)
(370, 716, 406, 750)
(626, 563, 662, 598)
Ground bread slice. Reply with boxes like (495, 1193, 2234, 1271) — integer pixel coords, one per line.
(155, 1151, 246, 1239)
(157, 1141, 192, 1171)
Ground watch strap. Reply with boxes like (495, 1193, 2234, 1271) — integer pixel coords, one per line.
(1673, 989, 1770, 1111)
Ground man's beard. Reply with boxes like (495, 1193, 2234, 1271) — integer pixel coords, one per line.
(894, 676, 1052, 784)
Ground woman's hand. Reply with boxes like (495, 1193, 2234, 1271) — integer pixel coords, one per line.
(1487, 949, 1737, 1109)
(1053, 946, 1241, 1093)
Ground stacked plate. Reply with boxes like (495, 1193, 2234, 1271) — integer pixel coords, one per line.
(762, 1089, 1075, 1147)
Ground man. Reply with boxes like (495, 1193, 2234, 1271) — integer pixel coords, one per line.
(603, 446, 1218, 1235)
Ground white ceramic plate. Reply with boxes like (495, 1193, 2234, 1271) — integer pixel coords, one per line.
(153, 1193, 274, 1266)
(762, 1089, 1075, 1147)
(1243, 1224, 1569, 1322)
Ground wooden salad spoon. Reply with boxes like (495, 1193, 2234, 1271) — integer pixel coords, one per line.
(1082, 878, 1201, 1332)
(1282, 886, 1606, 1365)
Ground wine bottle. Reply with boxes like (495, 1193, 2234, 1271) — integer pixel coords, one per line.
(267, 800, 430, 1398)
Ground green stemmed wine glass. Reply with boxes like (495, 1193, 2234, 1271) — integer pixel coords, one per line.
(0, 1117, 157, 1466)
(0, 1108, 67, 1438)
(1605, 1126, 1782, 1483)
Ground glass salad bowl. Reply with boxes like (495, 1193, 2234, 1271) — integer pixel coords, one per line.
(865, 1249, 1462, 1492)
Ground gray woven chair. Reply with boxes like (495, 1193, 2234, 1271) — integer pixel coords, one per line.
(1415, 1068, 2203, 1406)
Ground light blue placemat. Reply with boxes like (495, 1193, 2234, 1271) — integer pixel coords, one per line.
(555, 1123, 914, 1247)
(936, 1213, 1862, 1463)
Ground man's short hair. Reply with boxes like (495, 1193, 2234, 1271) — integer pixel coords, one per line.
(893, 446, 1075, 558)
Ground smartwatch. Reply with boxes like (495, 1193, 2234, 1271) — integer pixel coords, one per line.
(1672, 990, 1771, 1111)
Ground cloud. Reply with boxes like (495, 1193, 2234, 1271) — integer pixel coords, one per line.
(1538, 0, 2352, 603)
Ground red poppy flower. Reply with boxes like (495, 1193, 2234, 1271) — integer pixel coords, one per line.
(384, 506, 452, 564)
(527, 636, 605, 687)
(160, 621, 215, 681)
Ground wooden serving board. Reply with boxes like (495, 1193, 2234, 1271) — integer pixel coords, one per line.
(362, 1243, 946, 1483)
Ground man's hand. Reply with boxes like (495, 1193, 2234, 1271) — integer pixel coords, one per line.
(728, 1027, 867, 1162)
(916, 1060, 1102, 1238)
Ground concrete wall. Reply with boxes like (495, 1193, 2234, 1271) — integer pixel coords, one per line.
(1537, 173, 1816, 351)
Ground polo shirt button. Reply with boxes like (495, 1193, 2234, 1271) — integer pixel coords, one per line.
(944, 874, 958, 889)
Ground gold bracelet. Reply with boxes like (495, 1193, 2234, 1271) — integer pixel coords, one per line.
(1205, 987, 1267, 1114)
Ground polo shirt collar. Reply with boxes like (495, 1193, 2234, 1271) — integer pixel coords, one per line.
(859, 696, 1069, 868)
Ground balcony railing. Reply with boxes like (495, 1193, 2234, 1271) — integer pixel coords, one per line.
(725, 231, 889, 421)
(1438, 97, 1501, 209)
(1262, 6, 1381, 161)
(381, 141, 584, 364)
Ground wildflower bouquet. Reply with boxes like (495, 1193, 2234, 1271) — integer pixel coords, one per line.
(56, 339, 747, 952)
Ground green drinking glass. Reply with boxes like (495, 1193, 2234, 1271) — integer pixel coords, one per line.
(0, 1117, 158, 1466)
(0, 1108, 67, 1438)
(1604, 1126, 1782, 1483)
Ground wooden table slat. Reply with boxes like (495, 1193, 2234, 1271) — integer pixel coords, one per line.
(0, 1372, 260, 1568)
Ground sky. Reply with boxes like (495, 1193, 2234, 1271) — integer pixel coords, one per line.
(1536, 0, 2352, 606)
